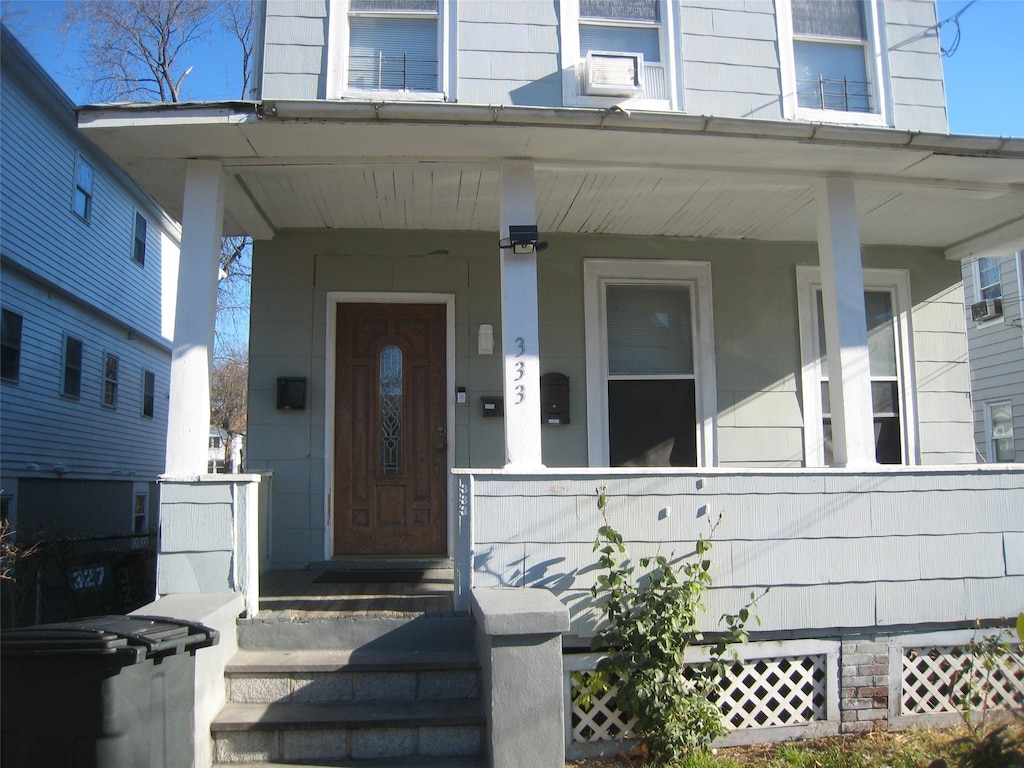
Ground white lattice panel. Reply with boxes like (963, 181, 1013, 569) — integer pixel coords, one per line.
(718, 655, 828, 729)
(570, 669, 637, 743)
(568, 653, 828, 744)
(902, 645, 1024, 715)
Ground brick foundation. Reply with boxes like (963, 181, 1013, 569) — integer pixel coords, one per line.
(840, 640, 890, 734)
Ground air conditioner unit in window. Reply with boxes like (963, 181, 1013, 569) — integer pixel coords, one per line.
(584, 51, 644, 97)
(971, 298, 1003, 322)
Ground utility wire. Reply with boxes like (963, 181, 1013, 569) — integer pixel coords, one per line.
(938, 0, 978, 57)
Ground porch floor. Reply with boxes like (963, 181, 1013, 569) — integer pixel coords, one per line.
(257, 566, 455, 619)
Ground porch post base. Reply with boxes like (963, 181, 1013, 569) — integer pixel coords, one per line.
(471, 587, 570, 768)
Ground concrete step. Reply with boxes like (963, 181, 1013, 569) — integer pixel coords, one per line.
(211, 700, 485, 764)
(225, 649, 479, 705)
(238, 614, 475, 652)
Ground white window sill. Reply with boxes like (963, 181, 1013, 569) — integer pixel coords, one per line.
(795, 107, 888, 127)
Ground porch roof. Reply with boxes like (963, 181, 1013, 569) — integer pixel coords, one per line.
(78, 100, 1024, 258)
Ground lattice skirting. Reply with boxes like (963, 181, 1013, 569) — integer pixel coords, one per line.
(889, 629, 1024, 730)
(564, 639, 841, 756)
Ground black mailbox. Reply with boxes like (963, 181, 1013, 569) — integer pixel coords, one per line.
(481, 396, 504, 417)
(277, 377, 307, 410)
(541, 373, 570, 425)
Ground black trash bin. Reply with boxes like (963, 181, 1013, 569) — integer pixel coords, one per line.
(1, 614, 218, 768)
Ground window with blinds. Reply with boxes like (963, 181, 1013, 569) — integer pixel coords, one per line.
(348, 0, 439, 92)
(579, 0, 661, 62)
(605, 283, 697, 467)
(792, 0, 872, 113)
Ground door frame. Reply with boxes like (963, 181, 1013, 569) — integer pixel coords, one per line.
(325, 292, 456, 561)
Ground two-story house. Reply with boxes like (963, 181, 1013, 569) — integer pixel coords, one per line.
(962, 251, 1024, 463)
(74, 1, 1022, 761)
(0, 27, 181, 538)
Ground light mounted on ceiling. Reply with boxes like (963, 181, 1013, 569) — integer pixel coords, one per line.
(499, 224, 548, 255)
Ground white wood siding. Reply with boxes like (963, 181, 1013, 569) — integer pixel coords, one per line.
(256, 0, 949, 127)
(460, 468, 1024, 638)
(260, 0, 329, 99)
(963, 253, 1024, 462)
(883, 0, 949, 132)
(0, 271, 170, 479)
(0, 70, 173, 343)
(0, 34, 176, 500)
(457, 0, 561, 106)
(679, 0, 783, 121)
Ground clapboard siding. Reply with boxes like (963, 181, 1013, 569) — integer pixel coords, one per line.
(884, 1, 948, 132)
(1, 272, 169, 479)
(457, 0, 560, 106)
(260, 0, 328, 99)
(0, 72, 172, 342)
(963, 252, 1024, 462)
(0, 30, 175, 537)
(460, 468, 1024, 637)
(679, 1, 783, 119)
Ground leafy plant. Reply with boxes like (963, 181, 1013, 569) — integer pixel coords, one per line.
(948, 614, 1024, 768)
(576, 485, 764, 764)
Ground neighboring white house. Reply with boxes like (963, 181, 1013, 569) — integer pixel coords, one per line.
(76, 0, 1023, 746)
(0, 26, 181, 537)
(962, 251, 1024, 463)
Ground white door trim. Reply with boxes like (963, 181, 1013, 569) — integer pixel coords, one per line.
(324, 291, 456, 561)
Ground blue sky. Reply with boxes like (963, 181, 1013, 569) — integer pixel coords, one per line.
(5, 0, 1023, 137)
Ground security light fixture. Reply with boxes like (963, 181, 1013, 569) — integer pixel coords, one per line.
(499, 225, 548, 255)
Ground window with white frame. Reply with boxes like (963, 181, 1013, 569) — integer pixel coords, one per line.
(347, 0, 439, 92)
(975, 256, 1002, 302)
(985, 400, 1014, 463)
(102, 352, 119, 407)
(566, 0, 669, 103)
(580, 0, 661, 64)
(797, 267, 917, 466)
(778, 0, 887, 124)
(62, 335, 83, 398)
(584, 260, 717, 467)
(1, 309, 23, 383)
(73, 154, 94, 221)
(133, 211, 147, 266)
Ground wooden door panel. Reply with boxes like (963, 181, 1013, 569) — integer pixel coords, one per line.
(335, 303, 446, 557)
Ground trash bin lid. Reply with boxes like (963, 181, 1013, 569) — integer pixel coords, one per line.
(0, 615, 218, 662)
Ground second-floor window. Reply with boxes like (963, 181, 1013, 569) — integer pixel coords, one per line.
(133, 212, 148, 266)
(347, 0, 439, 92)
(1, 309, 23, 383)
(976, 256, 1002, 303)
(62, 336, 83, 398)
(579, 0, 661, 65)
(103, 352, 119, 407)
(74, 155, 94, 221)
(792, 0, 872, 113)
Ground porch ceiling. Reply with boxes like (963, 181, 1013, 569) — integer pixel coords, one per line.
(78, 101, 1024, 256)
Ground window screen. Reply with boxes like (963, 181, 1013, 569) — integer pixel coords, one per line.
(792, 0, 865, 39)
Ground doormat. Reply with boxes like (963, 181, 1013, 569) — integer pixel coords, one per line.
(313, 570, 435, 584)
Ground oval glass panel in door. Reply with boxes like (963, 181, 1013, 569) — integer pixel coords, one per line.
(380, 345, 402, 475)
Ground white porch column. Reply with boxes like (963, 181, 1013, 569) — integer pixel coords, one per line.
(165, 161, 225, 475)
(499, 161, 544, 468)
(816, 177, 876, 467)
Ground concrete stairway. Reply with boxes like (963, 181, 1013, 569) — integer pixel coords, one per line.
(211, 571, 487, 767)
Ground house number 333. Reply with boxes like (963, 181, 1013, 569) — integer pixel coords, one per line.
(513, 337, 526, 404)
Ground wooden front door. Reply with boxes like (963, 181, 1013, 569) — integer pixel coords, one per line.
(334, 303, 447, 556)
